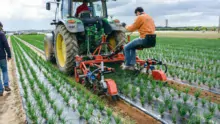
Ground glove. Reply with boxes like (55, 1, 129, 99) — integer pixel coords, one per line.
(121, 22, 126, 27)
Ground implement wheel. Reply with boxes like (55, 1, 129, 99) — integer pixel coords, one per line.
(55, 25, 79, 74)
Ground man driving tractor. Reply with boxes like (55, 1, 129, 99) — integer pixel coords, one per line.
(122, 7, 156, 70)
(75, 0, 89, 17)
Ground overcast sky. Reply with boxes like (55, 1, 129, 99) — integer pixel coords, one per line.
(0, 0, 219, 31)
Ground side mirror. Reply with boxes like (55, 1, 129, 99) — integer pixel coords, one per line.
(46, 2, 51, 10)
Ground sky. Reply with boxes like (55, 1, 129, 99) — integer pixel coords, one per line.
(0, 0, 219, 31)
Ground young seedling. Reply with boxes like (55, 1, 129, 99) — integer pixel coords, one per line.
(177, 90, 181, 98)
(147, 91, 153, 104)
(98, 101, 105, 112)
(164, 96, 171, 107)
(158, 103, 165, 118)
(183, 94, 189, 104)
(218, 104, 220, 112)
(84, 112, 91, 123)
(208, 82, 212, 90)
(171, 113, 177, 124)
(194, 90, 201, 100)
(201, 98, 206, 107)
(47, 115, 57, 124)
(168, 102, 173, 113)
(139, 87, 145, 97)
(208, 104, 216, 115)
(77, 106, 84, 119)
(88, 105, 94, 115)
(72, 104, 76, 111)
(194, 100, 198, 107)
(154, 91, 160, 100)
(187, 106, 196, 118)
(179, 105, 187, 120)
(106, 108, 113, 118)
(140, 96, 145, 106)
(114, 115, 121, 124)
(57, 108, 64, 120)
(130, 86, 137, 100)
(203, 112, 213, 123)
(184, 87, 190, 94)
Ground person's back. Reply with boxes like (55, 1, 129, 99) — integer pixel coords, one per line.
(126, 13, 155, 39)
(0, 22, 11, 96)
(75, 0, 89, 17)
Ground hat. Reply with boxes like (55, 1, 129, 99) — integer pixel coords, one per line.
(0, 22, 3, 27)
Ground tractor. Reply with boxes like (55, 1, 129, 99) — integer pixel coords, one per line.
(44, 0, 167, 100)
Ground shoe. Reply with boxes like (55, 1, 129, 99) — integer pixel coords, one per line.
(4, 86, 11, 92)
(123, 65, 136, 71)
(0, 92, 3, 96)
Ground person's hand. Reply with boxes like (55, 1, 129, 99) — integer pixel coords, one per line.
(121, 22, 126, 28)
(7, 57, 11, 61)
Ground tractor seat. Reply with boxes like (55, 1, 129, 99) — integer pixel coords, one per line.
(81, 18, 103, 28)
(135, 34, 156, 50)
(79, 11, 91, 18)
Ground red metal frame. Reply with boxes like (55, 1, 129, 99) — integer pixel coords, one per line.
(74, 35, 167, 96)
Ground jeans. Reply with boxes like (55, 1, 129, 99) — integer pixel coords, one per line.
(124, 38, 144, 66)
(0, 59, 9, 93)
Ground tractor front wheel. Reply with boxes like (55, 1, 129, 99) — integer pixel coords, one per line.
(55, 25, 79, 74)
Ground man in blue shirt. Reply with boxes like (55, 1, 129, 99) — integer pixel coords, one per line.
(0, 22, 11, 96)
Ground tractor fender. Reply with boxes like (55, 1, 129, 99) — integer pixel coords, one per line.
(110, 23, 126, 32)
(58, 20, 85, 33)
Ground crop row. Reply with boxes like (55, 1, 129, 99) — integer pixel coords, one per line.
(11, 36, 128, 124)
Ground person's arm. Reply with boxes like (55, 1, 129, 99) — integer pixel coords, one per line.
(126, 16, 143, 32)
(0, 33, 11, 59)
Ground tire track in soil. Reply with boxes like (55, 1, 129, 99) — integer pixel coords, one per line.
(15, 36, 162, 124)
(0, 36, 26, 124)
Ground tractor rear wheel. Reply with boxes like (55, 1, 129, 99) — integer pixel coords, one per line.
(55, 25, 79, 74)
(109, 31, 126, 50)
(44, 34, 56, 63)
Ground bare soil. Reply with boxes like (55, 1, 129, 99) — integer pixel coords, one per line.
(167, 80, 220, 104)
(0, 37, 26, 124)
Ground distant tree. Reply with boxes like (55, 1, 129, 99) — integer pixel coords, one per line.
(202, 27, 208, 31)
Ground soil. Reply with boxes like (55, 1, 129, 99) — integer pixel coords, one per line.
(0, 36, 26, 124)
(16, 36, 162, 124)
(167, 80, 220, 104)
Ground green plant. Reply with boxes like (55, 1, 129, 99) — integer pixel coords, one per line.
(183, 94, 189, 104)
(57, 108, 64, 120)
(114, 115, 121, 124)
(140, 96, 145, 106)
(218, 104, 220, 112)
(194, 90, 201, 100)
(203, 112, 213, 123)
(187, 106, 196, 118)
(194, 100, 198, 107)
(168, 102, 173, 113)
(88, 105, 94, 115)
(171, 113, 177, 124)
(158, 103, 165, 118)
(164, 96, 171, 106)
(130, 86, 137, 100)
(201, 98, 206, 107)
(72, 104, 76, 111)
(106, 108, 113, 117)
(177, 90, 181, 98)
(99, 101, 105, 112)
(147, 91, 153, 104)
(84, 112, 91, 122)
(154, 91, 160, 100)
(77, 106, 84, 119)
(184, 87, 190, 94)
(47, 115, 57, 124)
(208, 104, 216, 115)
(139, 87, 145, 97)
(179, 105, 187, 120)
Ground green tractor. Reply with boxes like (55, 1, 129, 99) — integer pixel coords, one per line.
(44, 0, 126, 74)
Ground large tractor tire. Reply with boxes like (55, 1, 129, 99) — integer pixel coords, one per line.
(55, 25, 79, 74)
(44, 33, 56, 63)
(109, 31, 126, 50)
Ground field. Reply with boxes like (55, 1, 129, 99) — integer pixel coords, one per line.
(4, 33, 220, 124)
